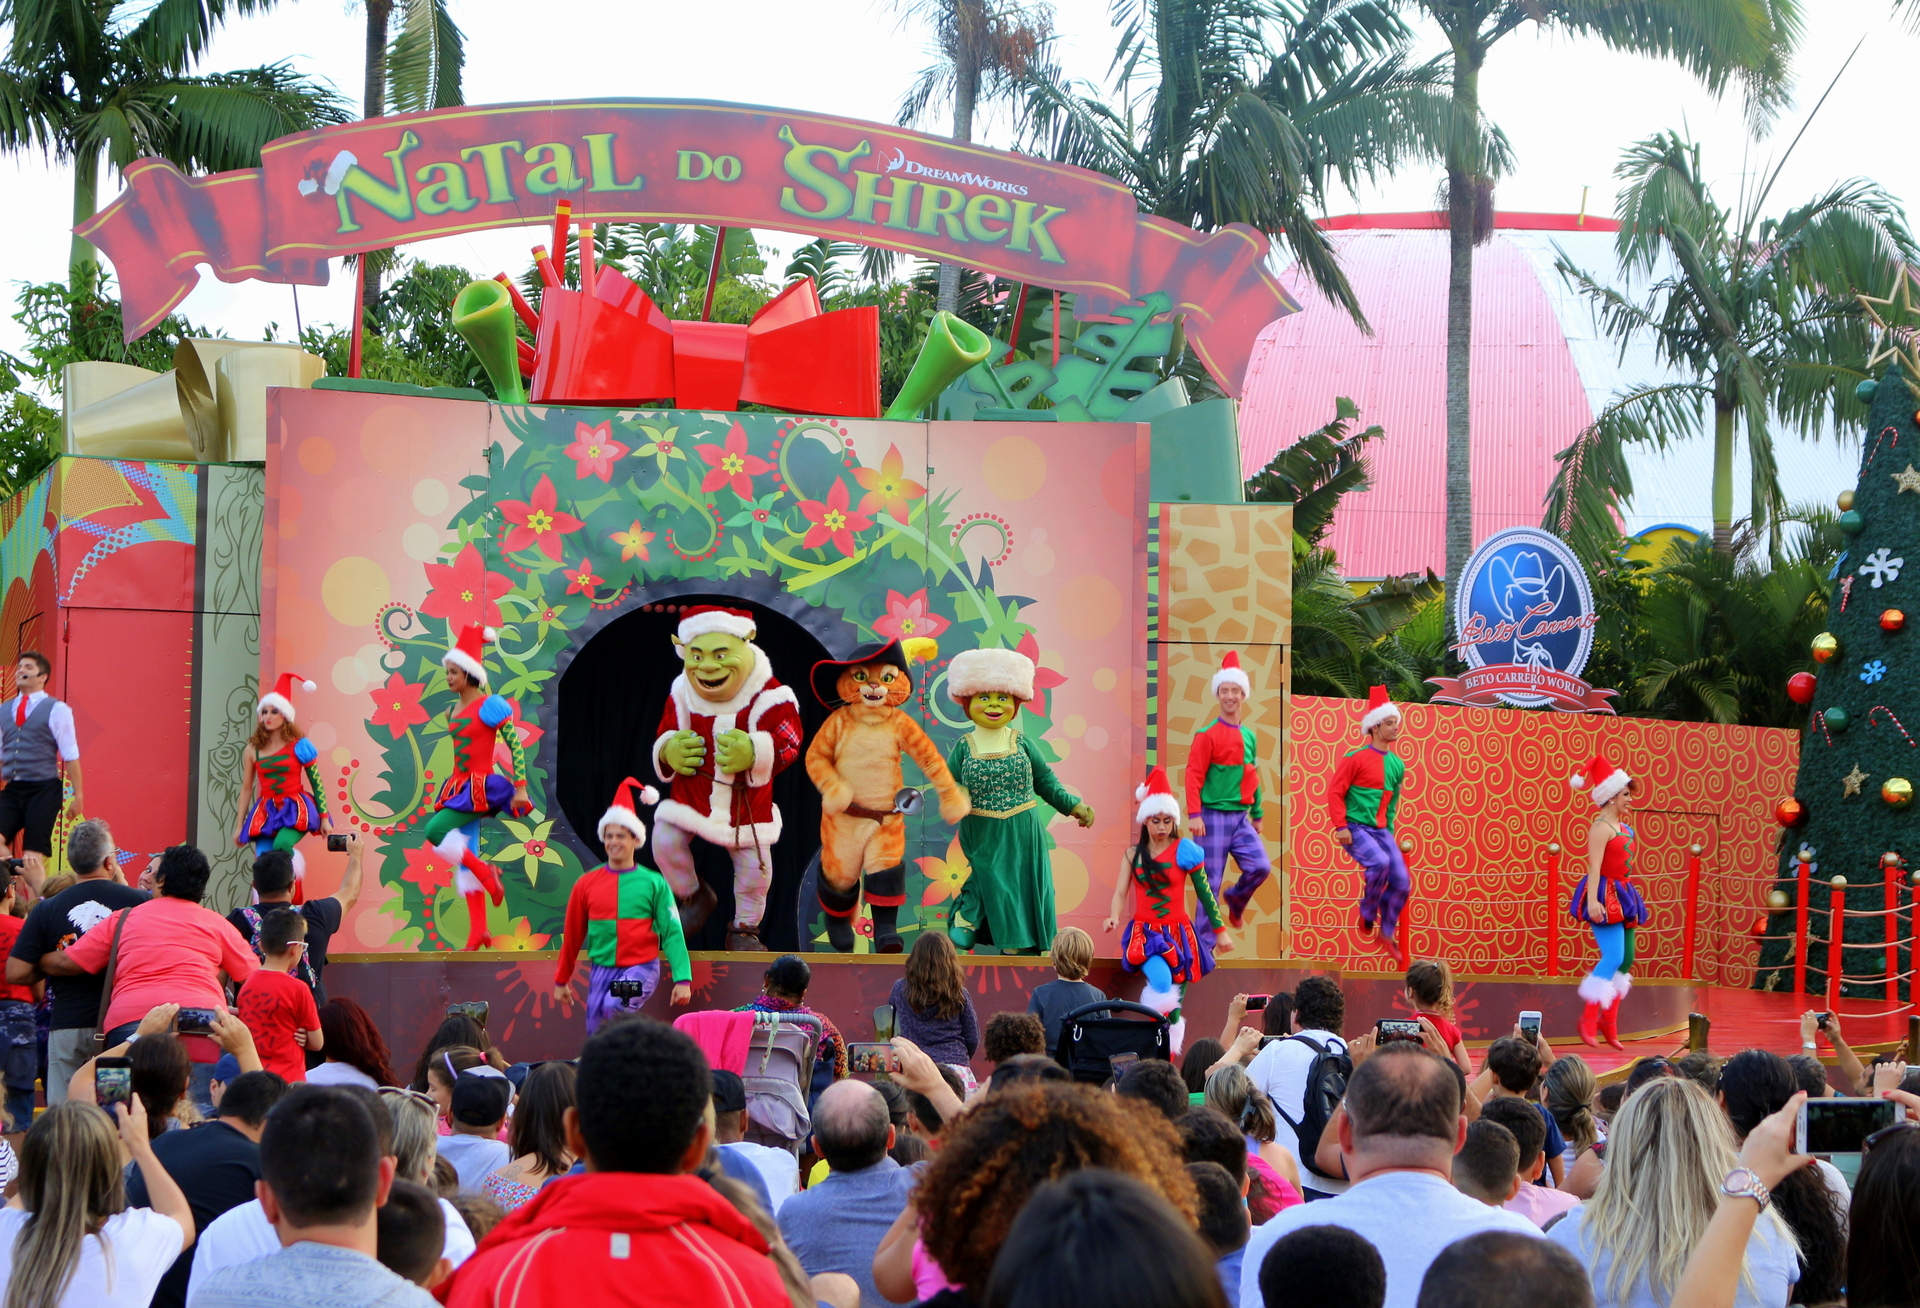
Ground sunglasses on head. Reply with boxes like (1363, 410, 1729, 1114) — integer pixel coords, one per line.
(1864, 1119, 1920, 1155)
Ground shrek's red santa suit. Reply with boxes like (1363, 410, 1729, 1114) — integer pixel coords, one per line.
(651, 606, 803, 950)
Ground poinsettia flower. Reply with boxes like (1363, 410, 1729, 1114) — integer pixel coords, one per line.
(798, 479, 873, 557)
(610, 521, 655, 562)
(496, 917, 551, 951)
(918, 839, 971, 905)
(497, 475, 585, 561)
(1017, 630, 1069, 717)
(697, 423, 773, 499)
(874, 589, 950, 642)
(563, 561, 603, 598)
(401, 843, 454, 896)
(496, 818, 565, 886)
(368, 672, 429, 735)
(853, 444, 927, 525)
(564, 421, 630, 482)
(420, 544, 513, 628)
(635, 424, 684, 476)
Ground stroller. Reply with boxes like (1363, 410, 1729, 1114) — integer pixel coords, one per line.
(676, 1009, 823, 1155)
(1053, 999, 1172, 1084)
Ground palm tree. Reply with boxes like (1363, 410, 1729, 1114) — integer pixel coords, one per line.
(356, 0, 464, 308)
(0, 0, 348, 284)
(1407, 1, 1799, 598)
(1542, 129, 1914, 560)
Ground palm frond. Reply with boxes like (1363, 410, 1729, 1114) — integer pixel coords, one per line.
(385, 0, 465, 114)
(1541, 381, 1713, 567)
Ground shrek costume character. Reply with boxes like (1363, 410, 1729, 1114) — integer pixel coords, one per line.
(651, 606, 804, 952)
(943, 647, 1094, 954)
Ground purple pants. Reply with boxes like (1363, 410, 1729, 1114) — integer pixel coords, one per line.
(585, 960, 661, 1035)
(1347, 823, 1409, 942)
(1197, 809, 1271, 953)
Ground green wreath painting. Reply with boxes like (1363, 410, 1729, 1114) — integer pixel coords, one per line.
(337, 407, 1068, 953)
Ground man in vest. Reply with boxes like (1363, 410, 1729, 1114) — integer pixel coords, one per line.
(0, 652, 82, 891)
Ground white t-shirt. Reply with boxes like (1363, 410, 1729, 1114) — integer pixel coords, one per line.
(718, 1141, 801, 1212)
(1238, 1170, 1543, 1308)
(303, 1062, 380, 1090)
(1245, 1030, 1350, 1194)
(1547, 1201, 1798, 1308)
(437, 1134, 512, 1193)
(0, 1206, 184, 1307)
(188, 1195, 474, 1296)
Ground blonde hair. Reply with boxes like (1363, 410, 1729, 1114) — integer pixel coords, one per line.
(1050, 927, 1094, 981)
(1404, 959, 1454, 1017)
(9, 1102, 126, 1308)
(1204, 1064, 1276, 1145)
(386, 1091, 440, 1185)
(1543, 1053, 1600, 1154)
(1583, 1077, 1795, 1303)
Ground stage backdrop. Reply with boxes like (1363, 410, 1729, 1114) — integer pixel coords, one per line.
(1288, 696, 1799, 986)
(263, 388, 1186, 959)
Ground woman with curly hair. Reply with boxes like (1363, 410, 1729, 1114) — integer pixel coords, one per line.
(873, 1080, 1197, 1306)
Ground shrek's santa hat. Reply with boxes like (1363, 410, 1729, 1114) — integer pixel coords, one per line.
(598, 775, 661, 844)
(1209, 650, 1251, 696)
(443, 624, 494, 688)
(1359, 684, 1400, 735)
(1569, 754, 1632, 806)
(258, 672, 316, 722)
(1135, 766, 1182, 825)
(676, 605, 757, 643)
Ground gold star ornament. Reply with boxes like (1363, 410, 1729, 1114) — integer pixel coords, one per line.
(1859, 270, 1920, 378)
(1895, 465, 1920, 495)
(1844, 764, 1869, 797)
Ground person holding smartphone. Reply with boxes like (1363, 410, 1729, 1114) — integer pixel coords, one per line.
(227, 834, 364, 1005)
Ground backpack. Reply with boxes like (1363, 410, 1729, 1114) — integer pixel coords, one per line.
(1273, 1034, 1351, 1178)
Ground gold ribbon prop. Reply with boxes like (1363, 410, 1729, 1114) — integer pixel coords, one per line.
(63, 340, 325, 462)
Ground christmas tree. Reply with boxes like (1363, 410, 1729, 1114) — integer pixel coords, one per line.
(1759, 364, 1920, 1000)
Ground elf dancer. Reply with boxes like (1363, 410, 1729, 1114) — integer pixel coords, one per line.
(653, 606, 804, 952)
(417, 624, 530, 951)
(1569, 755, 1647, 1050)
(1329, 686, 1409, 953)
(1185, 650, 1270, 953)
(236, 673, 329, 901)
(552, 777, 691, 1033)
(1106, 767, 1228, 1057)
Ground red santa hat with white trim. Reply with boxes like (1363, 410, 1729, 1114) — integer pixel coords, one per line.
(258, 672, 316, 723)
(598, 775, 661, 845)
(1209, 650, 1251, 696)
(676, 605, 757, 643)
(1135, 766, 1182, 826)
(443, 624, 495, 688)
(1569, 754, 1632, 806)
(1359, 685, 1400, 735)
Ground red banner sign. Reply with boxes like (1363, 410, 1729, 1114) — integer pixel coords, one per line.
(75, 99, 1299, 392)
(1425, 664, 1619, 714)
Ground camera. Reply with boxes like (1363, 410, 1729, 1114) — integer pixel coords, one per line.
(95, 1058, 133, 1107)
(1245, 994, 1269, 1012)
(446, 1000, 490, 1025)
(1375, 1018, 1424, 1044)
(1816, 1011, 1832, 1031)
(326, 834, 349, 852)
(176, 1007, 218, 1036)
(848, 1042, 894, 1075)
(607, 981, 647, 1000)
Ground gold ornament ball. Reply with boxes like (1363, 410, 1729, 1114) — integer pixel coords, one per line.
(1546, 842, 1561, 856)
(1838, 490, 1856, 511)
(1399, 836, 1415, 852)
(1831, 875, 1849, 888)
(1767, 889, 1790, 909)
(1812, 632, 1840, 662)
(1884, 777, 1915, 807)
(1887, 851, 1906, 866)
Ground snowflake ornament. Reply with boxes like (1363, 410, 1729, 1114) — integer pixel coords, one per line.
(1862, 659, 1890, 684)
(1860, 548, 1905, 588)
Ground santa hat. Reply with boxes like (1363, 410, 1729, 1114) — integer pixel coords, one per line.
(1209, 650, 1251, 696)
(1569, 754, 1632, 806)
(598, 775, 661, 844)
(258, 672, 316, 723)
(443, 624, 494, 688)
(947, 647, 1036, 702)
(1135, 766, 1182, 826)
(1359, 685, 1400, 735)
(676, 605, 757, 643)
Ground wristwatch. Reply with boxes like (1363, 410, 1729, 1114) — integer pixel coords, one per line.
(1803, 1041, 1817, 1051)
(1720, 1167, 1771, 1210)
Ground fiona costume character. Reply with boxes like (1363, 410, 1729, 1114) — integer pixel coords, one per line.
(1568, 753, 1647, 1050)
(943, 647, 1094, 954)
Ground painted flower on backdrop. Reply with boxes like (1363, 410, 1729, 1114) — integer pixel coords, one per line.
(698, 423, 774, 499)
(496, 819, 565, 886)
(634, 423, 685, 477)
(496, 917, 551, 951)
(368, 672, 429, 735)
(918, 838, 971, 905)
(563, 561, 603, 598)
(563, 421, 630, 482)
(401, 843, 454, 896)
(874, 589, 950, 642)
(724, 493, 784, 548)
(498, 474, 585, 561)
(1017, 630, 1068, 717)
(610, 521, 655, 563)
(853, 444, 926, 525)
(420, 544, 513, 628)
(798, 479, 874, 557)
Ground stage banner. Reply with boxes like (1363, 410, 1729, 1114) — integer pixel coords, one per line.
(75, 99, 1299, 392)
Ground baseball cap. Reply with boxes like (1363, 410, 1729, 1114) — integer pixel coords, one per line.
(450, 1068, 513, 1126)
(710, 1069, 747, 1114)
(211, 1054, 243, 1084)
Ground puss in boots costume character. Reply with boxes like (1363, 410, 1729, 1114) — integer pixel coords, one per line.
(652, 606, 804, 952)
(417, 624, 530, 951)
(1569, 754, 1647, 1050)
(1106, 766, 1228, 1056)
(236, 672, 328, 901)
(1185, 649, 1270, 953)
(804, 639, 969, 954)
(1328, 685, 1409, 956)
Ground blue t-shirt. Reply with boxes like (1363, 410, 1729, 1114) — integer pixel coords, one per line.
(1536, 1104, 1566, 1186)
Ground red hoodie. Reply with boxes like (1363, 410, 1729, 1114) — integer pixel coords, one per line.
(435, 1171, 791, 1308)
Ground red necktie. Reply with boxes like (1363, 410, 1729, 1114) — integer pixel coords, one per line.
(13, 697, 23, 728)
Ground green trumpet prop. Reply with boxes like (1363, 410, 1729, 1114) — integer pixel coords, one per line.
(452, 279, 529, 404)
(883, 311, 992, 420)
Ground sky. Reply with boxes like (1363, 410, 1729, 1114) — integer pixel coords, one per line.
(6, 0, 1920, 361)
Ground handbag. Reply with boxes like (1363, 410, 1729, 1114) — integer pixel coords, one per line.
(90, 907, 134, 1046)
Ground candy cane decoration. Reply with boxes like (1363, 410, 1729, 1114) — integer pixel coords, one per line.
(1870, 705, 1916, 746)
(1810, 706, 1834, 747)
(1869, 425, 1902, 467)
(1841, 575, 1856, 612)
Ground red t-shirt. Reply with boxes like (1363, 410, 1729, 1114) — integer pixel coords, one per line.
(238, 968, 318, 1083)
(1418, 1010, 1463, 1049)
(0, 917, 31, 1003)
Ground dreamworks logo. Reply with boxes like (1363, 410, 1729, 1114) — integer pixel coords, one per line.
(883, 148, 1030, 196)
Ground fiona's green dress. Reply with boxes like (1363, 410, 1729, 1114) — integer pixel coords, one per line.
(946, 729, 1082, 953)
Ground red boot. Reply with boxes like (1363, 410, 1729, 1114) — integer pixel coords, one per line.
(1598, 998, 1623, 1050)
(1578, 1001, 1601, 1048)
(458, 847, 506, 905)
(460, 888, 493, 951)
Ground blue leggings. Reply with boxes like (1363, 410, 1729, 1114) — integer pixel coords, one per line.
(1590, 923, 1638, 980)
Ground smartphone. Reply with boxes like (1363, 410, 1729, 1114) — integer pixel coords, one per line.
(326, 834, 349, 852)
(1816, 1011, 1832, 1031)
(1688, 1012, 1710, 1053)
(873, 1005, 897, 1042)
(1518, 1010, 1542, 1042)
(607, 980, 647, 1000)
(1109, 1052, 1140, 1075)
(848, 1042, 894, 1075)
(447, 1000, 490, 1026)
(1244, 994, 1269, 1012)
(1798, 1096, 1897, 1155)
(95, 1057, 133, 1108)
(1376, 1018, 1424, 1044)
(176, 1007, 218, 1036)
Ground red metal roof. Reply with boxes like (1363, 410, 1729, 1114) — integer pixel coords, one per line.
(1317, 211, 1622, 232)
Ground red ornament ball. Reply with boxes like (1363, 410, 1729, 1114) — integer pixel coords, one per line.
(1776, 797, 1808, 827)
(1787, 672, 1818, 704)
(1884, 609, 1907, 633)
